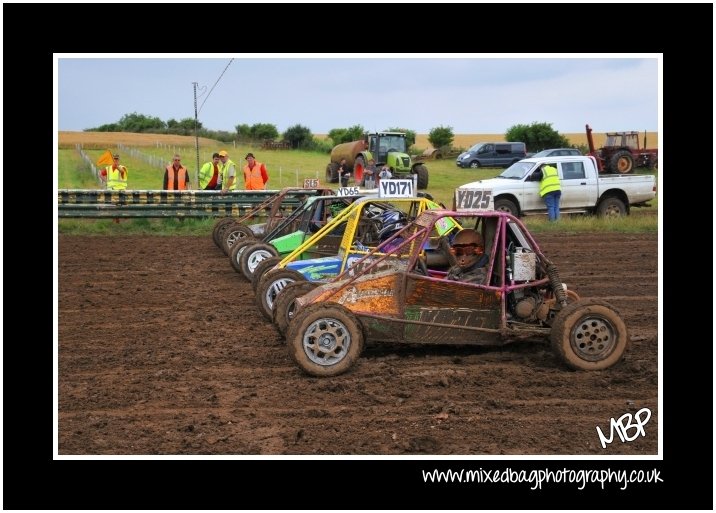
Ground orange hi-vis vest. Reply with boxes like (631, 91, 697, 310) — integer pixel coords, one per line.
(166, 164, 189, 190)
(244, 161, 265, 190)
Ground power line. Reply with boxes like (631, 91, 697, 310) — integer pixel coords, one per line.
(198, 58, 234, 114)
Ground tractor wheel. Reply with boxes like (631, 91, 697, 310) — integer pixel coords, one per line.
(255, 268, 306, 321)
(326, 163, 339, 184)
(550, 298, 628, 371)
(212, 218, 235, 248)
(240, 242, 280, 280)
(353, 156, 365, 185)
(251, 256, 283, 292)
(286, 302, 364, 377)
(413, 164, 429, 189)
(222, 223, 254, 256)
(494, 198, 518, 216)
(272, 280, 319, 339)
(596, 196, 626, 218)
(229, 237, 260, 276)
(610, 150, 634, 174)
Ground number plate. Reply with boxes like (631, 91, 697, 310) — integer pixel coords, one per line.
(303, 178, 320, 188)
(379, 179, 414, 198)
(454, 188, 494, 211)
(336, 186, 361, 197)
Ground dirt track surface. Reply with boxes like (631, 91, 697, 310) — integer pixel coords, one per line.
(58, 232, 658, 456)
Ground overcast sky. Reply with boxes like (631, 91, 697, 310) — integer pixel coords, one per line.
(56, 54, 660, 135)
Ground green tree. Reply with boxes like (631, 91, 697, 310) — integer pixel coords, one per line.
(388, 127, 416, 147)
(250, 123, 279, 141)
(235, 124, 252, 139)
(505, 122, 570, 152)
(328, 125, 365, 145)
(117, 112, 166, 133)
(282, 124, 313, 149)
(428, 125, 454, 149)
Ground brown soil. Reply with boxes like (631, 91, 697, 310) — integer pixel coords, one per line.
(58, 231, 658, 456)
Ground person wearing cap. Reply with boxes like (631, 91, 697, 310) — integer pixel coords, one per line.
(100, 153, 128, 190)
(218, 150, 238, 192)
(199, 153, 222, 190)
(163, 153, 190, 190)
(243, 152, 269, 190)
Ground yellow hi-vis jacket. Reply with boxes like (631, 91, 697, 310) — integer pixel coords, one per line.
(539, 165, 560, 197)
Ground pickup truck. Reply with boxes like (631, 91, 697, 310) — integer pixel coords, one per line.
(454, 156, 656, 217)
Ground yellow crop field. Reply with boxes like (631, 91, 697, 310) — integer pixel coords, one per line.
(414, 132, 659, 150)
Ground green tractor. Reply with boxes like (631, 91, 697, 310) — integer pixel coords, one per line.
(326, 131, 429, 189)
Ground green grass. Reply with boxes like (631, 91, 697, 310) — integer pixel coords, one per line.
(58, 146, 658, 235)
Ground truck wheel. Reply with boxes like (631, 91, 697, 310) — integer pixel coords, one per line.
(229, 237, 259, 276)
(222, 223, 254, 256)
(550, 298, 629, 371)
(256, 269, 306, 321)
(610, 150, 634, 174)
(240, 242, 279, 280)
(272, 280, 319, 339)
(596, 197, 626, 217)
(251, 256, 283, 292)
(353, 156, 364, 184)
(286, 303, 364, 377)
(326, 163, 339, 184)
(413, 164, 429, 189)
(469, 161, 480, 169)
(494, 198, 518, 216)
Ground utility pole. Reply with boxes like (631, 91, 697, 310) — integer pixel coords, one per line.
(193, 82, 200, 190)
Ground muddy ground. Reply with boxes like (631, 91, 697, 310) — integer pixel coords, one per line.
(57, 231, 659, 458)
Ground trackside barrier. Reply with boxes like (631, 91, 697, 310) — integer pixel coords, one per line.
(57, 189, 311, 218)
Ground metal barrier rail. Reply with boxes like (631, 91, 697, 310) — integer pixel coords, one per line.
(57, 189, 314, 218)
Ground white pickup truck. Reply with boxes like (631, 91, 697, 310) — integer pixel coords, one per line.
(454, 155, 656, 217)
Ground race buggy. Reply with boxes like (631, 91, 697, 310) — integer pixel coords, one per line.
(284, 209, 629, 376)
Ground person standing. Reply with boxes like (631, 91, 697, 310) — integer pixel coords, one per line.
(538, 162, 561, 221)
(199, 153, 222, 190)
(100, 153, 128, 190)
(243, 152, 269, 190)
(163, 154, 190, 190)
(378, 165, 392, 184)
(219, 150, 238, 193)
(363, 158, 376, 188)
(338, 158, 350, 187)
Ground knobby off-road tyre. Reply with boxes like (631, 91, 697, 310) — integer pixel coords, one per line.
(272, 280, 319, 339)
(256, 268, 306, 321)
(213, 218, 236, 248)
(222, 223, 255, 256)
(550, 298, 629, 371)
(413, 164, 429, 189)
(240, 242, 280, 280)
(610, 150, 634, 174)
(596, 197, 626, 218)
(286, 302, 364, 377)
(251, 256, 283, 292)
(228, 237, 260, 276)
(326, 163, 339, 184)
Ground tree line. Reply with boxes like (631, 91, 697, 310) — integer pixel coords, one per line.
(87, 113, 574, 153)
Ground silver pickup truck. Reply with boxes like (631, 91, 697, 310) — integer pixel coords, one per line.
(454, 156, 656, 217)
